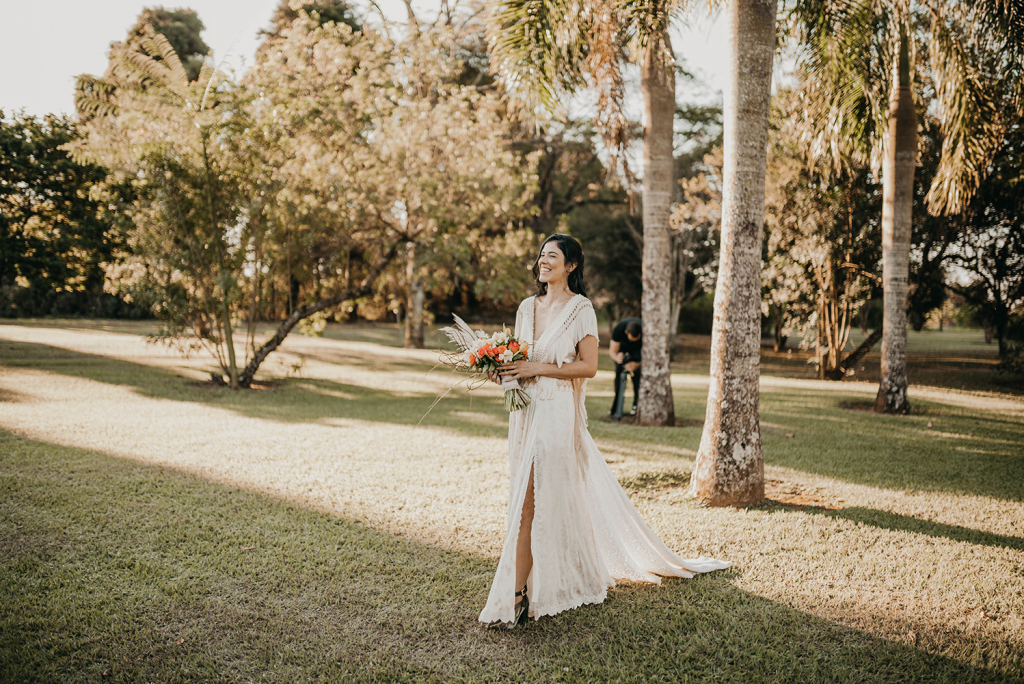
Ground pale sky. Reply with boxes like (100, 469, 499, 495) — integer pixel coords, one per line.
(0, 1, 729, 120)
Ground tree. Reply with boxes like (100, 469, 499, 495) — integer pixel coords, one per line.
(668, 148, 721, 340)
(125, 8, 211, 82)
(71, 19, 406, 388)
(688, 0, 778, 506)
(386, 21, 538, 348)
(668, 94, 723, 342)
(907, 117, 956, 331)
(71, 28, 262, 387)
(240, 14, 534, 362)
(947, 125, 1024, 359)
(0, 112, 113, 317)
(487, 0, 691, 426)
(520, 119, 627, 235)
(787, 0, 1024, 413)
(260, 0, 360, 44)
(762, 90, 883, 379)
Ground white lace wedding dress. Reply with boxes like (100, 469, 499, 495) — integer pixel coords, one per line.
(478, 294, 732, 624)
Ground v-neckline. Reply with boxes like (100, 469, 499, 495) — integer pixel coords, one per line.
(531, 293, 579, 345)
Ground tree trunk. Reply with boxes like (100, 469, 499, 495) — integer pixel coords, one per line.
(690, 0, 776, 507)
(823, 328, 882, 381)
(773, 303, 787, 352)
(221, 295, 239, 389)
(874, 29, 916, 415)
(404, 241, 425, 349)
(636, 31, 677, 427)
(238, 243, 399, 387)
(670, 228, 696, 342)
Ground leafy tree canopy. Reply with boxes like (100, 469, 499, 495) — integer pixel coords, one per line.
(0, 112, 113, 316)
(125, 7, 211, 81)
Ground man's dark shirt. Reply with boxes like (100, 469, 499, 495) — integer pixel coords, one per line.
(611, 318, 643, 360)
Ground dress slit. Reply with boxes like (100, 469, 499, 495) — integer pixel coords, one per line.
(514, 462, 536, 613)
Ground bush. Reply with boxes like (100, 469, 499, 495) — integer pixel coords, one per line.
(0, 286, 150, 320)
(997, 314, 1024, 379)
(678, 291, 715, 335)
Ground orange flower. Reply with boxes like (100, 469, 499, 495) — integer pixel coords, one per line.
(509, 341, 519, 352)
(496, 345, 507, 354)
(469, 354, 477, 365)
(521, 342, 529, 358)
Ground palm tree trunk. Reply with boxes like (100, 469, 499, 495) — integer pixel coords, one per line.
(874, 28, 916, 414)
(636, 31, 676, 427)
(404, 241, 425, 349)
(689, 0, 776, 506)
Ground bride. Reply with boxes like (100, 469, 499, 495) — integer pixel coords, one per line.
(479, 233, 731, 629)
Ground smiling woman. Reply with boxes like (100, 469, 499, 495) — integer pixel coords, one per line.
(479, 234, 731, 629)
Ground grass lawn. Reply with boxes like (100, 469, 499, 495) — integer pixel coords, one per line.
(1, 320, 1022, 682)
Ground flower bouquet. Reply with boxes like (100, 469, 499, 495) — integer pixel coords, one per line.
(442, 315, 532, 411)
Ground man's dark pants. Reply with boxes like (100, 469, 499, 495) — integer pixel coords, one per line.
(611, 361, 641, 414)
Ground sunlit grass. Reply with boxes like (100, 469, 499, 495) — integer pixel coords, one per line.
(1, 320, 1022, 682)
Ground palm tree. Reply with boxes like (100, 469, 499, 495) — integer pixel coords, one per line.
(489, 0, 779, 500)
(787, 0, 1024, 414)
(688, 0, 778, 506)
(488, 0, 685, 426)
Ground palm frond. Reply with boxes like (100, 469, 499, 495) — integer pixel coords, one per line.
(74, 74, 120, 118)
(924, 7, 1004, 215)
(789, 0, 890, 176)
(142, 26, 191, 86)
(486, 0, 590, 120)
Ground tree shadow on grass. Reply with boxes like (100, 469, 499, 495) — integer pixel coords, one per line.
(810, 507, 1024, 553)
(0, 338, 511, 439)
(1, 430, 1018, 683)
(4, 338, 1024, 503)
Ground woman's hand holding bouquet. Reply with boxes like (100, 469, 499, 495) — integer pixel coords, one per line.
(442, 316, 532, 411)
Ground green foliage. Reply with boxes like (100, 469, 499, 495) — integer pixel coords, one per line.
(0, 112, 135, 318)
(569, 204, 642, 319)
(997, 314, 1024, 377)
(948, 123, 1024, 360)
(124, 7, 211, 81)
(762, 88, 882, 376)
(70, 8, 538, 376)
(70, 24, 255, 382)
(677, 290, 714, 335)
(260, 0, 361, 44)
(785, 0, 1024, 216)
(908, 118, 957, 331)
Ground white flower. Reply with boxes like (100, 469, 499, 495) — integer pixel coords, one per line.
(501, 350, 514, 363)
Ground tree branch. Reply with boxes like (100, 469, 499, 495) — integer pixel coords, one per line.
(824, 328, 883, 381)
(237, 241, 401, 387)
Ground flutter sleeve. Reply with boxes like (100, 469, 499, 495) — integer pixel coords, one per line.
(551, 297, 600, 368)
(569, 298, 600, 347)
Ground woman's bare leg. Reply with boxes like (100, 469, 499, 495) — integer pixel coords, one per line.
(515, 466, 535, 597)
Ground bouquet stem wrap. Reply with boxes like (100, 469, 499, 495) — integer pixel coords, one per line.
(500, 376, 531, 412)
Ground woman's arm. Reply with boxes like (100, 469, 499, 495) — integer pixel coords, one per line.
(498, 335, 599, 381)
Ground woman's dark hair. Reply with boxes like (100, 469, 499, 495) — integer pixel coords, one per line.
(533, 233, 587, 297)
